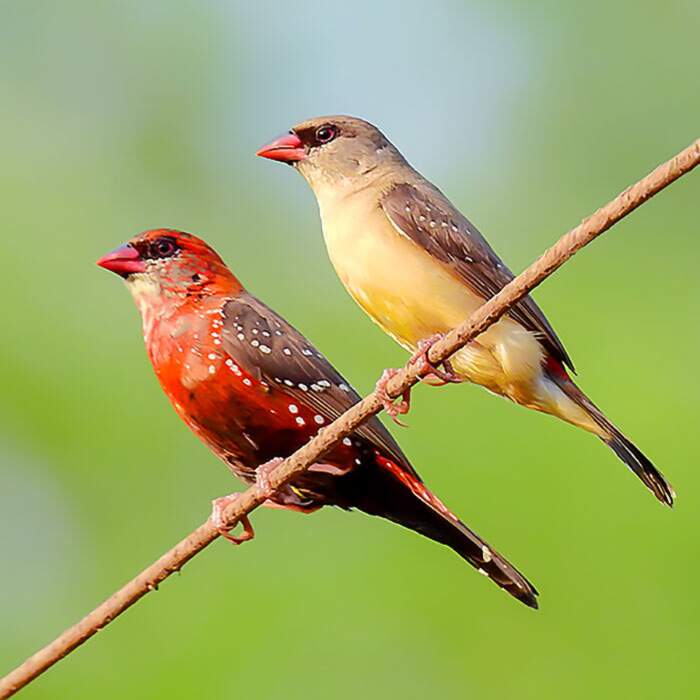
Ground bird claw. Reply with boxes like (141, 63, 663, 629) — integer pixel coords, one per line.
(210, 458, 284, 544)
(410, 333, 463, 385)
(255, 457, 283, 499)
(375, 368, 411, 426)
(210, 493, 255, 545)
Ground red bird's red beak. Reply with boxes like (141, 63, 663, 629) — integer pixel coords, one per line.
(256, 132, 305, 163)
(96, 243, 146, 277)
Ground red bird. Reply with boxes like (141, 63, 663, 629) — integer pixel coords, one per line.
(97, 229, 538, 607)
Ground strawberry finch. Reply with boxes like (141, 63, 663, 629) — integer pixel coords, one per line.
(97, 229, 538, 607)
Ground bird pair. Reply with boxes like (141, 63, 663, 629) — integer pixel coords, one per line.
(98, 116, 674, 609)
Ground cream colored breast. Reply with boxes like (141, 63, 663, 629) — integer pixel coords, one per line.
(319, 190, 482, 347)
(317, 188, 545, 393)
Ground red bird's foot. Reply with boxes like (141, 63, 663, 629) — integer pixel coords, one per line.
(255, 457, 284, 498)
(375, 368, 411, 426)
(211, 493, 255, 545)
(410, 334, 463, 385)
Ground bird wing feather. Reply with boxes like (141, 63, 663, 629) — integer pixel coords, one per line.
(381, 182, 574, 371)
(219, 293, 420, 479)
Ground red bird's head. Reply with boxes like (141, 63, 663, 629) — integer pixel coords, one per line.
(97, 229, 243, 311)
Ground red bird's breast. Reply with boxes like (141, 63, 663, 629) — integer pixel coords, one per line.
(144, 297, 336, 483)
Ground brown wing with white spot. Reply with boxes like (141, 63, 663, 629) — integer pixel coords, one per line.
(219, 293, 420, 479)
(381, 183, 574, 371)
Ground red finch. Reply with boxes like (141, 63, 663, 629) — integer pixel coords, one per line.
(97, 229, 538, 607)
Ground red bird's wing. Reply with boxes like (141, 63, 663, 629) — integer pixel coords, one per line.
(219, 294, 539, 606)
(381, 183, 574, 372)
(219, 293, 420, 480)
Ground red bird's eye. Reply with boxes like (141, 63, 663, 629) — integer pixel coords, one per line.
(151, 237, 179, 259)
(315, 125, 337, 144)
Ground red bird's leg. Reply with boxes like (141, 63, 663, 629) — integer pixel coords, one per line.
(211, 493, 255, 545)
(255, 457, 284, 498)
(374, 368, 411, 426)
(410, 333, 463, 385)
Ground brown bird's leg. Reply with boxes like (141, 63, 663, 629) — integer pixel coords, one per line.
(374, 368, 411, 426)
(210, 493, 256, 545)
(375, 334, 462, 425)
(410, 333, 463, 384)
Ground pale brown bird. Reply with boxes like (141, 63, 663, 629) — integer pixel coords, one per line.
(257, 115, 674, 507)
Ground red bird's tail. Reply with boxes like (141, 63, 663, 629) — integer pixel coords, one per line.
(354, 458, 538, 608)
(546, 363, 675, 507)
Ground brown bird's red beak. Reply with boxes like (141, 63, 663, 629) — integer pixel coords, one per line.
(256, 132, 305, 163)
(97, 243, 146, 277)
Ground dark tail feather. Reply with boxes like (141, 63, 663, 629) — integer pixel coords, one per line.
(549, 370, 675, 507)
(352, 460, 539, 608)
(606, 431, 675, 506)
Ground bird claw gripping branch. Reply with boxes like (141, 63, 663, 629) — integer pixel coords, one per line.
(210, 494, 256, 545)
(374, 334, 462, 426)
(254, 457, 284, 499)
(374, 368, 411, 426)
(409, 333, 464, 385)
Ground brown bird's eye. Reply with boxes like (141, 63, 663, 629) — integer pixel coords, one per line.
(315, 125, 338, 144)
(152, 237, 178, 259)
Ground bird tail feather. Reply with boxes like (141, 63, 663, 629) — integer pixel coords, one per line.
(356, 458, 539, 608)
(546, 361, 674, 507)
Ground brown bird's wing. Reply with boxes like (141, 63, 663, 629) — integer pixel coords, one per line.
(219, 293, 420, 480)
(381, 183, 574, 371)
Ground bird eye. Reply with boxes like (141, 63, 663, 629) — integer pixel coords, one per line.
(152, 237, 178, 258)
(315, 125, 338, 144)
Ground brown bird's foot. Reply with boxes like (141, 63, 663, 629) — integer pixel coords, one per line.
(410, 334, 463, 385)
(255, 457, 284, 499)
(375, 368, 411, 426)
(211, 493, 255, 545)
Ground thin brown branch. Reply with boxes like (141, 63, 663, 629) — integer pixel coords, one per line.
(1, 138, 698, 698)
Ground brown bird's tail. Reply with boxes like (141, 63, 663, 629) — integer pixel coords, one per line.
(350, 458, 539, 608)
(546, 364, 675, 507)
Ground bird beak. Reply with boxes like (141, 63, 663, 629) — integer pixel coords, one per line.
(256, 132, 305, 163)
(96, 243, 146, 277)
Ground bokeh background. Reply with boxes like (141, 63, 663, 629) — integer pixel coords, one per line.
(1, 2, 698, 698)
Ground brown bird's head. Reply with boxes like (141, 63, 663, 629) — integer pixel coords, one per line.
(97, 229, 243, 311)
(257, 115, 407, 194)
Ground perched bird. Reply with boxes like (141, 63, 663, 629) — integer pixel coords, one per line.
(97, 229, 538, 607)
(257, 116, 674, 506)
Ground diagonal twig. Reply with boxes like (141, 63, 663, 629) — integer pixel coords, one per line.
(1, 137, 698, 699)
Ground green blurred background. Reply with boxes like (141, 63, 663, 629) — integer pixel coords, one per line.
(1, 2, 698, 698)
